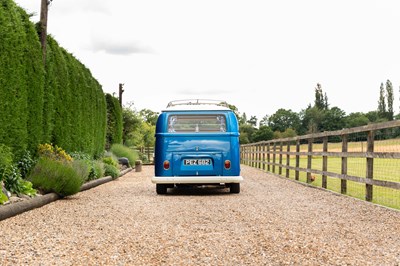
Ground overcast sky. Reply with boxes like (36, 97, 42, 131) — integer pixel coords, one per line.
(15, 0, 400, 121)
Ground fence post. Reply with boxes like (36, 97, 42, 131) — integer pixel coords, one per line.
(366, 131, 374, 201)
(272, 142, 277, 173)
(322, 137, 328, 189)
(307, 139, 313, 183)
(258, 144, 261, 169)
(286, 141, 290, 178)
(262, 143, 266, 171)
(341, 134, 348, 194)
(295, 139, 300, 181)
(251, 145, 255, 167)
(278, 142, 283, 175)
(267, 143, 271, 172)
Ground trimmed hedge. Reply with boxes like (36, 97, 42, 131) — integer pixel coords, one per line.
(0, 0, 107, 159)
(105, 93, 123, 149)
(45, 37, 107, 157)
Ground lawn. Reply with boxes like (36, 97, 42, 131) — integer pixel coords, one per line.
(248, 139, 400, 210)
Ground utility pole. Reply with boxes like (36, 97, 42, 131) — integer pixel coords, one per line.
(40, 0, 51, 64)
(119, 83, 125, 107)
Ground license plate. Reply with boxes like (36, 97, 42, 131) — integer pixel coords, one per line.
(184, 159, 211, 166)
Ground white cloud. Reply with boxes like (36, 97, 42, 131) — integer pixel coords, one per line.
(13, 0, 400, 120)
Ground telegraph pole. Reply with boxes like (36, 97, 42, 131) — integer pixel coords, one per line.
(40, 0, 51, 64)
(119, 83, 125, 107)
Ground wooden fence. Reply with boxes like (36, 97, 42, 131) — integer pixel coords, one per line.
(241, 120, 400, 206)
(134, 146, 154, 163)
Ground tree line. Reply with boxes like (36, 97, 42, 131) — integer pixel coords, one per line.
(235, 82, 400, 144)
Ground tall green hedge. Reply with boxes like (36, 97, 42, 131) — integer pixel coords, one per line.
(45, 37, 107, 157)
(105, 93, 123, 149)
(0, 1, 44, 158)
(0, 0, 107, 159)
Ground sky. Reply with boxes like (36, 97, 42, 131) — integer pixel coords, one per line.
(14, 0, 400, 122)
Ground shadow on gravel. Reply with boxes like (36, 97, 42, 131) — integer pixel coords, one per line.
(165, 185, 232, 196)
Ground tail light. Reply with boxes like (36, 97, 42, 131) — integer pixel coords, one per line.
(163, 160, 170, 170)
(224, 160, 231, 170)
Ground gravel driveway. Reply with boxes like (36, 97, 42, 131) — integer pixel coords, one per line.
(1, 165, 399, 265)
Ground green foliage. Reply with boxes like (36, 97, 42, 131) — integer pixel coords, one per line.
(122, 106, 142, 145)
(0, 1, 29, 156)
(252, 126, 274, 142)
(28, 157, 85, 197)
(17, 150, 36, 178)
(110, 144, 138, 166)
(0, 190, 8, 204)
(0, 144, 13, 181)
(38, 143, 73, 162)
(70, 152, 104, 181)
(92, 160, 105, 180)
(314, 83, 328, 110)
(139, 109, 159, 126)
(4, 165, 36, 196)
(106, 93, 123, 149)
(1, 1, 106, 160)
(45, 37, 107, 157)
(378, 83, 387, 119)
(0, 144, 36, 196)
(104, 164, 120, 179)
(102, 156, 118, 168)
(268, 108, 301, 133)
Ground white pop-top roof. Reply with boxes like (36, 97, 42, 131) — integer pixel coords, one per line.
(163, 99, 231, 111)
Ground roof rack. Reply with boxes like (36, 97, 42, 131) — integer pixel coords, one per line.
(166, 99, 229, 108)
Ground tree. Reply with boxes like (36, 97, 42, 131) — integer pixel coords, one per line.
(344, 112, 370, 128)
(268, 108, 300, 133)
(300, 106, 324, 134)
(139, 109, 159, 126)
(320, 107, 346, 131)
(252, 126, 273, 142)
(386, 80, 394, 121)
(314, 83, 328, 110)
(247, 116, 258, 127)
(378, 82, 387, 119)
(259, 115, 269, 127)
(122, 107, 142, 146)
(239, 124, 256, 144)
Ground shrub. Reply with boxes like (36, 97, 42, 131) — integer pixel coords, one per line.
(17, 150, 36, 178)
(104, 164, 120, 179)
(102, 155, 118, 168)
(70, 152, 105, 181)
(28, 157, 84, 197)
(38, 143, 73, 162)
(92, 160, 105, 180)
(4, 165, 37, 196)
(0, 190, 8, 204)
(110, 144, 138, 166)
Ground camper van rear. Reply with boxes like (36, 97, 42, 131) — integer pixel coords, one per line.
(152, 100, 243, 194)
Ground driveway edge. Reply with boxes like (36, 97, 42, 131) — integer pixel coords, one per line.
(0, 167, 133, 221)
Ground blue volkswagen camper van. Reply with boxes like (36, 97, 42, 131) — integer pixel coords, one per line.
(152, 100, 243, 194)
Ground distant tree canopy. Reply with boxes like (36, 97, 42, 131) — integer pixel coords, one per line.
(235, 81, 400, 144)
(122, 104, 157, 148)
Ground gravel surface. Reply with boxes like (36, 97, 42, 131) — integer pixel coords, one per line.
(0, 165, 399, 265)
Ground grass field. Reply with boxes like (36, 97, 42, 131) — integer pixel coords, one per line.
(246, 139, 400, 210)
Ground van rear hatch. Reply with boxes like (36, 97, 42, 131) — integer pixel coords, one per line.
(166, 136, 230, 177)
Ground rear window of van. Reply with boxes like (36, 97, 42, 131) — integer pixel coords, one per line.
(168, 114, 226, 133)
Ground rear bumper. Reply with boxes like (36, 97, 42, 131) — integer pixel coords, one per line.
(151, 176, 243, 184)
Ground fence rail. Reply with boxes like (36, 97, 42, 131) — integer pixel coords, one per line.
(134, 146, 154, 163)
(241, 120, 400, 209)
